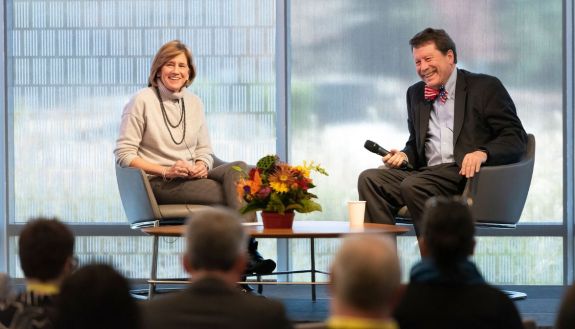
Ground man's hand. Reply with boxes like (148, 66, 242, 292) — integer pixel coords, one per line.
(459, 151, 488, 178)
(383, 149, 408, 169)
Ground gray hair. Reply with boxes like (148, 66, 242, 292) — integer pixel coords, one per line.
(331, 235, 401, 312)
(185, 207, 247, 271)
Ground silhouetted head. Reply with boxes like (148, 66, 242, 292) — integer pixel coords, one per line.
(184, 207, 247, 272)
(330, 235, 400, 315)
(57, 264, 140, 329)
(421, 196, 475, 268)
(19, 217, 75, 282)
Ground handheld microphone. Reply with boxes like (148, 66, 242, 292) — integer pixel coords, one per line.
(364, 140, 413, 170)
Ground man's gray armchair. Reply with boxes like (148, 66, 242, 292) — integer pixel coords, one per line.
(396, 134, 535, 300)
(463, 133, 536, 227)
(397, 133, 535, 228)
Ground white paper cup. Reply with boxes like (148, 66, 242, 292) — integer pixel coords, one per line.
(347, 201, 366, 227)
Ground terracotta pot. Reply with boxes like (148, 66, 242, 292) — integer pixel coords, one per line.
(261, 211, 295, 229)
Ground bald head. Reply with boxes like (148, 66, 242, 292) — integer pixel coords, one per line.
(185, 207, 247, 272)
(330, 235, 401, 314)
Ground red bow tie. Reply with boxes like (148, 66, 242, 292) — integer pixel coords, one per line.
(424, 86, 448, 104)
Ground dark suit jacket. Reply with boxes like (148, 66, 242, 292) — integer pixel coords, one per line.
(141, 277, 292, 329)
(403, 69, 527, 170)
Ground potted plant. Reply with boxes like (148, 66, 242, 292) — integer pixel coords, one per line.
(235, 155, 328, 228)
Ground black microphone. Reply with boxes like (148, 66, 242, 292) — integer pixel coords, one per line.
(364, 140, 413, 170)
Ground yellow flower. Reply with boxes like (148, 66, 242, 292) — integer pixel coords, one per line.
(294, 165, 310, 178)
(268, 164, 294, 193)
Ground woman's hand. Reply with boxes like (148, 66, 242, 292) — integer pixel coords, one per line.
(188, 161, 209, 179)
(163, 160, 191, 179)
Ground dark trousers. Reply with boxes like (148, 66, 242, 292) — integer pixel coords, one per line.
(357, 163, 466, 235)
(149, 161, 256, 222)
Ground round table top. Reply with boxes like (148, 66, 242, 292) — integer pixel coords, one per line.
(141, 220, 408, 238)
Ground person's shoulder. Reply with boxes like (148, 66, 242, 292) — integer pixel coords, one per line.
(243, 292, 285, 307)
(130, 87, 156, 103)
(227, 291, 289, 323)
(0, 299, 19, 328)
(407, 80, 425, 93)
(237, 294, 291, 327)
(142, 290, 187, 311)
(123, 87, 156, 115)
(459, 69, 504, 88)
(468, 283, 517, 302)
(3, 293, 57, 329)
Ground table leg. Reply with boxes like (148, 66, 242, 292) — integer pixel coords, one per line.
(310, 237, 316, 302)
(148, 234, 159, 299)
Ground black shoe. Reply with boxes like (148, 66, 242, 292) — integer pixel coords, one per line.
(246, 239, 276, 275)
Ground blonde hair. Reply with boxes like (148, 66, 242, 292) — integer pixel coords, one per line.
(148, 40, 197, 88)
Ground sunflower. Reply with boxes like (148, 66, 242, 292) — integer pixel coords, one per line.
(268, 164, 295, 193)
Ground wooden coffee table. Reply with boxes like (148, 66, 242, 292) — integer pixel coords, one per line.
(141, 220, 408, 300)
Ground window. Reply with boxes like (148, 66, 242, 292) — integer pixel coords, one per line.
(7, 0, 276, 277)
(3, 0, 570, 285)
(288, 0, 563, 284)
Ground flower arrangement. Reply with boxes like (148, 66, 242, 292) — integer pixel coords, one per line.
(235, 155, 328, 215)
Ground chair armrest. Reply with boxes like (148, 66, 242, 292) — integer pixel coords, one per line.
(463, 157, 534, 224)
(115, 165, 162, 224)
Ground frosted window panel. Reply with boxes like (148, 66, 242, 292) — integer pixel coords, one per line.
(8, 0, 276, 223)
(287, 236, 562, 285)
(289, 0, 562, 223)
(9, 235, 277, 280)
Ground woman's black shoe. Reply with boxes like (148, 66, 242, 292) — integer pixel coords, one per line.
(246, 239, 276, 275)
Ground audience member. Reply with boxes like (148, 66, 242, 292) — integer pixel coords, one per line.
(555, 282, 575, 329)
(55, 264, 140, 329)
(141, 207, 292, 329)
(322, 235, 401, 329)
(0, 218, 75, 329)
(393, 196, 523, 329)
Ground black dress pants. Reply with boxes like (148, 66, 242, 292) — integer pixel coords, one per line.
(357, 163, 466, 235)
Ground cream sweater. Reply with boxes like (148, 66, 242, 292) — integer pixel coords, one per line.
(114, 83, 213, 170)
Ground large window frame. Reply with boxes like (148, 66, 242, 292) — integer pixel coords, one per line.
(0, 0, 574, 286)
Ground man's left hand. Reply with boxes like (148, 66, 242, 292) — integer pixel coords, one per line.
(459, 151, 488, 178)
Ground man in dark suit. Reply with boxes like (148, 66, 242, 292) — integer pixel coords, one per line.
(141, 207, 292, 329)
(358, 27, 527, 235)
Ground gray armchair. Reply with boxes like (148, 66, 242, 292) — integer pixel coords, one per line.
(115, 155, 228, 299)
(396, 134, 535, 300)
(115, 155, 228, 229)
(397, 133, 535, 228)
(462, 133, 535, 227)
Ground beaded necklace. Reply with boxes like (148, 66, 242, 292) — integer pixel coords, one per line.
(154, 86, 186, 145)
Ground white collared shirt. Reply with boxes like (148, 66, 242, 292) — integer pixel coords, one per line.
(425, 68, 457, 166)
